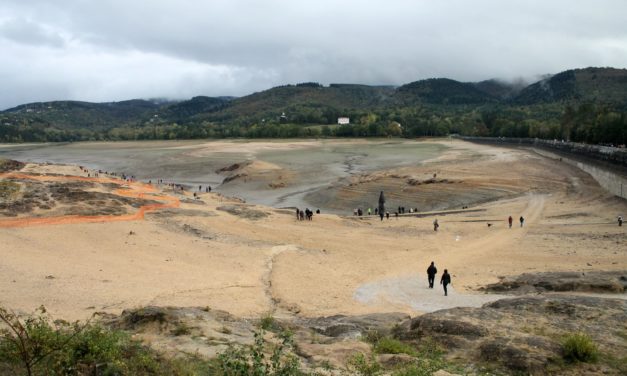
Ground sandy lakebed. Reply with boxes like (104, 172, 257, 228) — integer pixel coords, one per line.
(0, 138, 625, 374)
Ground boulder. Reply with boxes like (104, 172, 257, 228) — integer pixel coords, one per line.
(302, 312, 410, 339)
(481, 271, 627, 294)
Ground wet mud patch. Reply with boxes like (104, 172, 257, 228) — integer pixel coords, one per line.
(146, 208, 216, 218)
(217, 205, 268, 220)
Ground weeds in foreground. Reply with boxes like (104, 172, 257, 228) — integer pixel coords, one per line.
(561, 332, 599, 363)
(260, 312, 277, 331)
(348, 336, 463, 376)
(0, 306, 208, 375)
(346, 352, 382, 376)
(217, 328, 302, 376)
(374, 337, 417, 356)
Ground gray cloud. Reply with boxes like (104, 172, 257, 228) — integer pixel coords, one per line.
(1, 0, 626, 109)
(0, 18, 66, 48)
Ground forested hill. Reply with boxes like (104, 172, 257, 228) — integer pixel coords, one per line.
(3, 99, 163, 129)
(1, 67, 626, 144)
(514, 67, 627, 105)
(396, 78, 499, 105)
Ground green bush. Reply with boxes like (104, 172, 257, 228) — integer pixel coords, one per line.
(362, 329, 383, 345)
(216, 328, 302, 376)
(562, 332, 599, 363)
(390, 337, 463, 376)
(260, 313, 276, 331)
(0, 306, 209, 375)
(346, 352, 382, 376)
(374, 337, 417, 356)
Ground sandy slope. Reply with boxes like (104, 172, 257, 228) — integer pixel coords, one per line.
(0, 140, 625, 321)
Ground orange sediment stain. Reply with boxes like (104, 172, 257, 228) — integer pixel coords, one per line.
(0, 172, 180, 228)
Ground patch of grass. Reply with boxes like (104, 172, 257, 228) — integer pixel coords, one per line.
(0, 181, 20, 200)
(614, 329, 627, 342)
(318, 359, 334, 371)
(601, 354, 627, 374)
(170, 322, 192, 336)
(259, 312, 276, 331)
(561, 332, 599, 363)
(390, 337, 465, 376)
(346, 352, 382, 376)
(374, 337, 417, 356)
(362, 328, 383, 344)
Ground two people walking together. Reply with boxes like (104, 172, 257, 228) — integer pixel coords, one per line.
(427, 261, 451, 296)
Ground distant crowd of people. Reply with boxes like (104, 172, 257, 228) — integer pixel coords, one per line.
(79, 165, 215, 198)
(77, 166, 624, 230)
(352, 205, 420, 219)
(296, 208, 319, 221)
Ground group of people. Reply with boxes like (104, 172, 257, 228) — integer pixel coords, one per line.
(427, 261, 451, 296)
(397, 206, 419, 214)
(296, 208, 319, 221)
(507, 215, 525, 228)
(352, 206, 418, 218)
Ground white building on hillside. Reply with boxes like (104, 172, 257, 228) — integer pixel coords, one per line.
(337, 117, 350, 125)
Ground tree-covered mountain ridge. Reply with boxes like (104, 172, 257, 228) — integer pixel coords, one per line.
(1, 67, 626, 144)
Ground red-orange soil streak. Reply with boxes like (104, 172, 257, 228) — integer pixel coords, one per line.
(0, 172, 180, 228)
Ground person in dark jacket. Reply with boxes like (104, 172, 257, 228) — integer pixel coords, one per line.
(440, 269, 451, 296)
(427, 262, 437, 288)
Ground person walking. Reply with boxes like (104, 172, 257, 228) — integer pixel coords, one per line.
(427, 262, 437, 288)
(519, 216, 525, 227)
(618, 215, 623, 226)
(508, 216, 513, 228)
(440, 269, 451, 296)
(433, 219, 439, 232)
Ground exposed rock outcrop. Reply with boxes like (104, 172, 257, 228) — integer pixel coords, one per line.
(398, 295, 627, 374)
(481, 271, 627, 294)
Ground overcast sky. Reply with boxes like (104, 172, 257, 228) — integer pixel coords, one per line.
(1, 0, 626, 109)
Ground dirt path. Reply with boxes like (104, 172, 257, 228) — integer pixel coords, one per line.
(1, 140, 625, 321)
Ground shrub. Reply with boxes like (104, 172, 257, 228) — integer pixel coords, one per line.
(217, 328, 302, 375)
(390, 337, 463, 376)
(260, 312, 276, 331)
(362, 329, 383, 344)
(346, 353, 382, 376)
(0, 306, 209, 375)
(374, 337, 417, 356)
(171, 322, 192, 336)
(562, 332, 599, 363)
